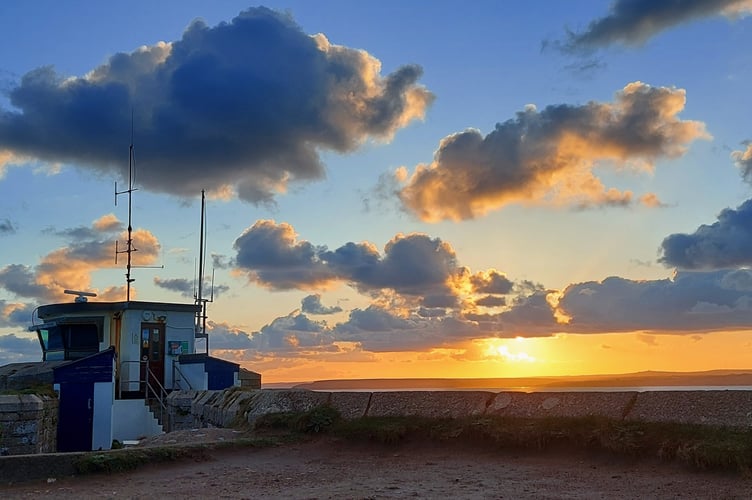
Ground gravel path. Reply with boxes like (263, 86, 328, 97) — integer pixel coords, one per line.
(2, 435, 751, 499)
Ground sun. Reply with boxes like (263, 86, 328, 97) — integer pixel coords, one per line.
(483, 337, 536, 363)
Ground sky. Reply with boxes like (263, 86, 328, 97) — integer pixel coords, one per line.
(1, 0, 752, 383)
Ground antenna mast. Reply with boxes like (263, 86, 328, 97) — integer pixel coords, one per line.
(195, 189, 213, 354)
(115, 115, 162, 300)
(115, 119, 138, 301)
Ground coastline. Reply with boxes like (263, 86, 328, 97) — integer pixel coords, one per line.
(288, 385, 752, 393)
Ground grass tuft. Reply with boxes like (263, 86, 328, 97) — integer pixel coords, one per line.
(324, 414, 752, 474)
(254, 405, 341, 434)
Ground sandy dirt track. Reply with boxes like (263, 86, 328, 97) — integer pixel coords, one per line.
(2, 430, 751, 499)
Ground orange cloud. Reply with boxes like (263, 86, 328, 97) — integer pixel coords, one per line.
(398, 82, 709, 222)
(0, 215, 160, 302)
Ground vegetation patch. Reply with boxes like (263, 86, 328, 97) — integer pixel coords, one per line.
(0, 385, 57, 397)
(72, 437, 278, 475)
(254, 405, 341, 435)
(73, 446, 209, 474)
(251, 408, 752, 475)
(66, 409, 752, 478)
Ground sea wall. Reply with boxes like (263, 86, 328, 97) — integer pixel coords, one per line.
(0, 394, 58, 456)
(166, 388, 752, 431)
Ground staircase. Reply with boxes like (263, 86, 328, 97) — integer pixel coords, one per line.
(146, 396, 168, 432)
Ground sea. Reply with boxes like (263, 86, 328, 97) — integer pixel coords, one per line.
(267, 385, 752, 393)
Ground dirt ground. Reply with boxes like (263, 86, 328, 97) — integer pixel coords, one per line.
(2, 428, 751, 499)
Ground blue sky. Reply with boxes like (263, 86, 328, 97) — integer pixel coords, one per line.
(1, 1, 752, 382)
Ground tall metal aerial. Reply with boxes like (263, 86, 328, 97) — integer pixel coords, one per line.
(115, 119, 138, 301)
(115, 116, 162, 301)
(195, 189, 214, 354)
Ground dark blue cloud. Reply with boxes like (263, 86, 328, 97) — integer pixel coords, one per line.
(246, 313, 338, 353)
(0, 218, 16, 235)
(301, 294, 342, 315)
(470, 271, 514, 295)
(0, 334, 41, 365)
(659, 199, 752, 269)
(233, 221, 460, 305)
(554, 0, 750, 53)
(205, 321, 255, 350)
(0, 7, 433, 204)
(557, 270, 752, 333)
(153, 276, 229, 299)
(0, 264, 52, 300)
(233, 220, 336, 289)
(0, 301, 34, 328)
(474, 295, 506, 307)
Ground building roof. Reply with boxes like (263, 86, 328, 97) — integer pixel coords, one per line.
(36, 300, 201, 319)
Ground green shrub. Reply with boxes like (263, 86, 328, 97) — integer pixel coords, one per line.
(253, 406, 342, 434)
(297, 405, 340, 433)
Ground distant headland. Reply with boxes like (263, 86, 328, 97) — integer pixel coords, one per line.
(275, 369, 752, 391)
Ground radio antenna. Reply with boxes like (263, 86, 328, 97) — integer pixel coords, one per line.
(115, 112, 162, 300)
(115, 115, 138, 301)
(195, 190, 214, 353)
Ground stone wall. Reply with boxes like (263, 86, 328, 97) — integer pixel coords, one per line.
(0, 394, 58, 455)
(166, 388, 752, 432)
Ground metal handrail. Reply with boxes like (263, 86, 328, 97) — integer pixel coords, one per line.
(117, 360, 144, 398)
(117, 359, 170, 430)
(144, 363, 169, 430)
(172, 361, 194, 391)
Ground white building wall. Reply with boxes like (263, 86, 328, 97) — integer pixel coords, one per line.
(116, 308, 198, 391)
(161, 309, 197, 389)
(92, 380, 114, 450)
(175, 362, 208, 391)
(111, 400, 163, 441)
(119, 310, 144, 392)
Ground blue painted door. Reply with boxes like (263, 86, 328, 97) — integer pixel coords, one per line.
(57, 382, 94, 452)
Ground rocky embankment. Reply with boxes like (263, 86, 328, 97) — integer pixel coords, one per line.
(168, 388, 752, 430)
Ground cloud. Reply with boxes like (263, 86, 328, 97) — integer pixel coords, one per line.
(224, 265, 752, 358)
(0, 300, 34, 328)
(244, 312, 338, 353)
(205, 321, 255, 350)
(226, 219, 752, 356)
(233, 221, 462, 303)
(211, 253, 231, 270)
(555, 270, 752, 333)
(301, 294, 342, 315)
(0, 214, 159, 302)
(493, 291, 561, 335)
(0, 7, 433, 204)
(636, 333, 658, 346)
(556, 0, 752, 53)
(733, 142, 752, 183)
(0, 334, 42, 365)
(153, 276, 229, 298)
(0, 218, 16, 235)
(470, 270, 514, 294)
(234, 220, 338, 289)
(456, 270, 752, 338)
(332, 305, 480, 352)
(474, 295, 506, 307)
(397, 82, 708, 221)
(153, 277, 194, 297)
(659, 199, 752, 269)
